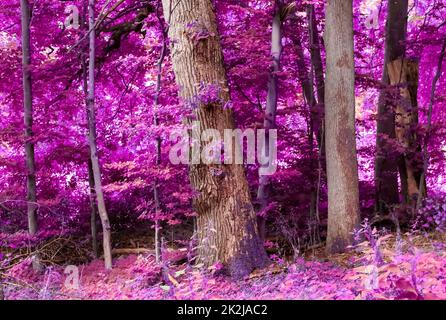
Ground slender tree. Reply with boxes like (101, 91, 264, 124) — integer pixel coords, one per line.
(325, 0, 360, 254)
(375, 0, 409, 213)
(87, 0, 112, 269)
(307, 3, 325, 145)
(81, 2, 98, 259)
(257, 0, 285, 240)
(20, 0, 37, 237)
(416, 38, 446, 210)
(20, 0, 42, 271)
(152, 0, 169, 263)
(161, 0, 268, 278)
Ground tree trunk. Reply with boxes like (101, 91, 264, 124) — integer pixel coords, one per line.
(87, 0, 112, 269)
(81, 4, 98, 259)
(307, 3, 325, 145)
(88, 158, 99, 258)
(152, 4, 168, 264)
(325, 0, 360, 254)
(293, 34, 321, 245)
(21, 0, 42, 272)
(387, 58, 424, 204)
(375, 0, 408, 213)
(20, 0, 37, 236)
(162, 0, 268, 278)
(256, 0, 283, 241)
(416, 38, 446, 210)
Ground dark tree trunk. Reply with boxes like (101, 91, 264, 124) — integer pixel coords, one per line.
(88, 158, 99, 258)
(21, 0, 42, 272)
(375, 0, 408, 213)
(293, 34, 321, 244)
(162, 0, 268, 278)
(20, 0, 37, 237)
(325, 0, 360, 254)
(307, 3, 325, 140)
(152, 4, 168, 263)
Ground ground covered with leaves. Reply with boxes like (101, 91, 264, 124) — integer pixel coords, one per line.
(2, 230, 446, 300)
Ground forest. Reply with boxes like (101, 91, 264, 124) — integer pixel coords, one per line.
(1, 0, 446, 301)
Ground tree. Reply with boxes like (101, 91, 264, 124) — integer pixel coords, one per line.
(87, 0, 112, 269)
(387, 57, 424, 205)
(256, 0, 287, 240)
(307, 3, 325, 147)
(416, 37, 446, 210)
(152, 0, 169, 263)
(325, 0, 360, 254)
(20, 0, 37, 237)
(20, 0, 41, 271)
(375, 0, 409, 214)
(161, 0, 268, 278)
(80, 1, 98, 259)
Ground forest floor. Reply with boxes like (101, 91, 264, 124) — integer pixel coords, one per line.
(2, 231, 446, 300)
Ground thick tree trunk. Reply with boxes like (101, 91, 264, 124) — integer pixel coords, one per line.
(87, 0, 112, 269)
(375, 0, 408, 213)
(256, 0, 283, 241)
(162, 0, 268, 278)
(387, 58, 424, 204)
(20, 0, 37, 236)
(325, 0, 360, 254)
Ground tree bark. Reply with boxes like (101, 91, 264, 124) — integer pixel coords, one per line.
(307, 3, 325, 145)
(152, 3, 168, 264)
(87, 0, 112, 269)
(387, 58, 424, 204)
(162, 0, 268, 278)
(20, 0, 37, 237)
(256, 0, 283, 241)
(20, 0, 42, 272)
(88, 158, 99, 258)
(324, 0, 360, 254)
(375, 0, 408, 213)
(81, 3, 98, 259)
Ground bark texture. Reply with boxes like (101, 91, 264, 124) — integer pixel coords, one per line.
(20, 0, 38, 237)
(162, 0, 268, 278)
(324, 0, 360, 254)
(375, 0, 408, 213)
(307, 3, 325, 145)
(87, 0, 112, 269)
(81, 5, 98, 258)
(387, 58, 424, 204)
